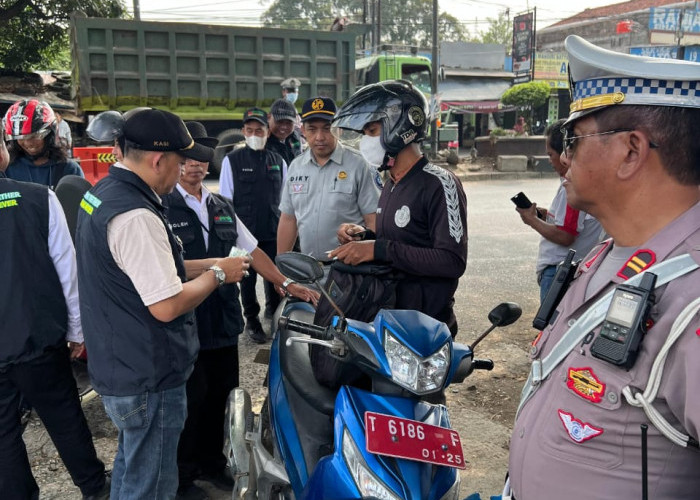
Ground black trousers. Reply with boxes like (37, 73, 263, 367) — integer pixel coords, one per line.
(0, 345, 105, 500)
(240, 239, 280, 321)
(177, 345, 239, 488)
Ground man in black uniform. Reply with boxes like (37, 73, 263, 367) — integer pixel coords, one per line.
(0, 129, 109, 500)
(219, 108, 287, 343)
(330, 81, 468, 336)
(266, 99, 302, 165)
(163, 122, 316, 499)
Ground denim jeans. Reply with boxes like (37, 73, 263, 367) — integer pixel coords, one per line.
(102, 384, 187, 500)
(538, 264, 558, 304)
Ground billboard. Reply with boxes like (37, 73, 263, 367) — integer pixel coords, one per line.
(649, 7, 700, 45)
(534, 53, 569, 89)
(512, 12, 534, 76)
(630, 45, 700, 62)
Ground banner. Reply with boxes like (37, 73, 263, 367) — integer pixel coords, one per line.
(512, 12, 534, 75)
(533, 52, 569, 88)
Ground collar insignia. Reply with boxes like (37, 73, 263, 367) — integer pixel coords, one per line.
(617, 249, 656, 280)
(567, 367, 605, 403)
(558, 410, 603, 443)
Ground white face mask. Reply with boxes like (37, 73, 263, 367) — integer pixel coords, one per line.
(359, 134, 386, 168)
(245, 135, 267, 151)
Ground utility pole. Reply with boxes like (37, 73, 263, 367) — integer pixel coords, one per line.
(430, 0, 439, 157)
(376, 0, 382, 49)
(133, 0, 140, 21)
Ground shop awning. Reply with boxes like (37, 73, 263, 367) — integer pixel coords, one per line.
(438, 77, 515, 114)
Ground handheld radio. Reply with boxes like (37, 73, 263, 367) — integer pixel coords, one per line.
(533, 249, 579, 330)
(590, 272, 657, 370)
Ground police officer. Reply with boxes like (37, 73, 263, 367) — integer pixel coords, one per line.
(0, 129, 109, 500)
(76, 109, 251, 500)
(331, 81, 468, 336)
(507, 36, 700, 499)
(163, 122, 316, 499)
(219, 108, 287, 343)
(267, 98, 303, 165)
(280, 77, 301, 105)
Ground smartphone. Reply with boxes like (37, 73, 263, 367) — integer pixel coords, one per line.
(511, 192, 533, 209)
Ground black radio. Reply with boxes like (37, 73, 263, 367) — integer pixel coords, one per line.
(533, 249, 579, 330)
(590, 272, 657, 370)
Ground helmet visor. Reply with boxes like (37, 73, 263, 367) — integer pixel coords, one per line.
(86, 111, 125, 143)
(331, 109, 388, 148)
(13, 128, 51, 141)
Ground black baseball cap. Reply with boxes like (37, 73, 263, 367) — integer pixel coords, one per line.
(301, 97, 337, 122)
(270, 99, 298, 123)
(123, 109, 209, 161)
(243, 107, 268, 127)
(184, 121, 218, 163)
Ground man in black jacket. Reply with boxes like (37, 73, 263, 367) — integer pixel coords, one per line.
(163, 122, 316, 499)
(218, 108, 288, 343)
(0, 130, 109, 500)
(266, 99, 303, 165)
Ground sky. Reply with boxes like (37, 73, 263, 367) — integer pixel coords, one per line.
(129, 0, 621, 33)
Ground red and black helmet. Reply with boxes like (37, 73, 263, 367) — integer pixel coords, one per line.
(3, 99, 56, 140)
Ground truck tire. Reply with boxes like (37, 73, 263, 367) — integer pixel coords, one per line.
(212, 128, 244, 177)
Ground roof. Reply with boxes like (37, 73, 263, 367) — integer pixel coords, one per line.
(438, 77, 512, 102)
(545, 0, 687, 29)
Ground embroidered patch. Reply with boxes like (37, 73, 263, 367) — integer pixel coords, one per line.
(394, 205, 410, 228)
(338, 171, 347, 180)
(617, 249, 656, 280)
(558, 410, 603, 443)
(214, 215, 233, 224)
(292, 183, 304, 193)
(267, 164, 280, 172)
(567, 367, 605, 403)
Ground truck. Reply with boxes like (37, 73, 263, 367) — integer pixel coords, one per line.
(70, 16, 365, 173)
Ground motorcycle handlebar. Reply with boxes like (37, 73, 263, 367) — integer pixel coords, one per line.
(279, 317, 334, 341)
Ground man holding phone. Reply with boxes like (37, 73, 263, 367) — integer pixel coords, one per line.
(515, 118, 603, 302)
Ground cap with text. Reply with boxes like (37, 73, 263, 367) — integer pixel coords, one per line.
(243, 107, 268, 127)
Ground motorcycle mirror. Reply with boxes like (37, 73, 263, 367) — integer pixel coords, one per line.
(487, 302, 522, 327)
(275, 252, 324, 284)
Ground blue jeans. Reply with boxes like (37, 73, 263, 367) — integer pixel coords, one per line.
(102, 384, 187, 500)
(538, 264, 558, 304)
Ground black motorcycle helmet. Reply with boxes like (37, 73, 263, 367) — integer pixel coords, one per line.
(333, 80, 428, 164)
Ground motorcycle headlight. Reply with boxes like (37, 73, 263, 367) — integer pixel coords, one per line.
(342, 429, 401, 500)
(385, 330, 449, 395)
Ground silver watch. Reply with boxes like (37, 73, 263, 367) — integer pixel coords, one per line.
(208, 265, 226, 286)
(281, 278, 295, 291)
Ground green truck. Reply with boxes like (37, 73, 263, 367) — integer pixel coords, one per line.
(71, 17, 432, 173)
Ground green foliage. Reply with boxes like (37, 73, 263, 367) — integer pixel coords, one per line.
(262, 0, 468, 46)
(500, 81, 551, 109)
(477, 11, 512, 50)
(0, 0, 126, 72)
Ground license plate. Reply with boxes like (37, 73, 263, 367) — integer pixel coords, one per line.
(364, 411, 466, 469)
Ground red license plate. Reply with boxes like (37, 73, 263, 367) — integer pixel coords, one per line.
(364, 411, 466, 469)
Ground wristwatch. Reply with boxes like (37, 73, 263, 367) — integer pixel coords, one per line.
(281, 278, 295, 291)
(208, 265, 226, 287)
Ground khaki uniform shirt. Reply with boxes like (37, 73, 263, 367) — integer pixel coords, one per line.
(509, 201, 700, 500)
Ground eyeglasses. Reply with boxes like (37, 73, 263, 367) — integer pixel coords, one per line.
(562, 128, 659, 158)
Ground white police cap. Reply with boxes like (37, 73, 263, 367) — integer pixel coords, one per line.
(280, 77, 301, 90)
(565, 35, 700, 125)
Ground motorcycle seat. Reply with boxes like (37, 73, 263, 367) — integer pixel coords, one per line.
(280, 308, 337, 416)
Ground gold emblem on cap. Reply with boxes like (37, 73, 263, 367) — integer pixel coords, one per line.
(312, 98, 325, 111)
(570, 91, 626, 113)
(338, 171, 347, 179)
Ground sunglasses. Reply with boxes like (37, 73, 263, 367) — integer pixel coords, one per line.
(562, 128, 658, 158)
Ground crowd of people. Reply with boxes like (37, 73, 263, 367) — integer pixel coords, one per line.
(1, 34, 699, 500)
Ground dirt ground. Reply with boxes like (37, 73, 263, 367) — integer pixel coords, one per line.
(25, 167, 547, 499)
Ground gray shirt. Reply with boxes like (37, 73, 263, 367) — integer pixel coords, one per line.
(279, 142, 380, 258)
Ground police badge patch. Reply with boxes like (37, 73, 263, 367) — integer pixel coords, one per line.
(566, 367, 605, 403)
(558, 410, 603, 443)
(394, 205, 410, 228)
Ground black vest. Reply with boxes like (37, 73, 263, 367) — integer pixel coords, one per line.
(75, 166, 197, 396)
(226, 147, 284, 241)
(266, 130, 302, 166)
(162, 188, 244, 349)
(0, 174, 68, 367)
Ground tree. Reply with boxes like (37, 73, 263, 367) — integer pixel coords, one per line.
(0, 0, 126, 72)
(500, 81, 551, 131)
(478, 11, 512, 51)
(262, 0, 469, 47)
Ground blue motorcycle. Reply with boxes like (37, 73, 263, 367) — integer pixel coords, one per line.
(226, 252, 521, 499)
